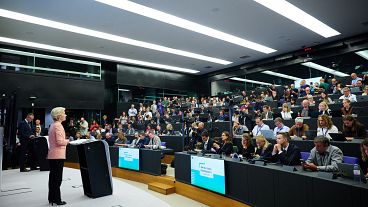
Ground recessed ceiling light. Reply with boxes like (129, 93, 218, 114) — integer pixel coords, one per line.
(0, 8, 231, 65)
(0, 36, 200, 74)
(253, 0, 340, 38)
(356, 50, 368, 60)
(230, 77, 278, 86)
(95, 0, 277, 54)
(301, 62, 349, 77)
(118, 89, 130, 92)
(261, 70, 300, 80)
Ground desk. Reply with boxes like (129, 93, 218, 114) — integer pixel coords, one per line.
(232, 138, 361, 158)
(126, 135, 184, 152)
(66, 145, 169, 176)
(175, 152, 368, 207)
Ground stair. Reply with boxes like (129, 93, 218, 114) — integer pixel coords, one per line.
(148, 182, 175, 195)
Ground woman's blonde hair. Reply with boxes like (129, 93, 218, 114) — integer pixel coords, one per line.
(166, 124, 173, 131)
(319, 101, 329, 110)
(282, 103, 291, 112)
(255, 135, 270, 150)
(51, 107, 65, 121)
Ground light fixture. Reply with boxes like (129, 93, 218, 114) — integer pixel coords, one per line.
(0, 8, 231, 65)
(95, 0, 277, 54)
(356, 50, 368, 60)
(253, 0, 340, 38)
(301, 62, 349, 77)
(0, 36, 200, 74)
(118, 89, 130, 92)
(229, 77, 277, 86)
(261, 70, 300, 80)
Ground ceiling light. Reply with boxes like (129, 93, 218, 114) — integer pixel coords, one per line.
(301, 62, 349, 77)
(356, 50, 368, 60)
(95, 0, 277, 54)
(118, 89, 130, 92)
(0, 9, 231, 65)
(230, 77, 277, 86)
(261, 70, 300, 80)
(253, 0, 340, 38)
(0, 36, 200, 74)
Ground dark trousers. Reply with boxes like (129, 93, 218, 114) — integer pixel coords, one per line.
(19, 139, 35, 170)
(48, 159, 64, 203)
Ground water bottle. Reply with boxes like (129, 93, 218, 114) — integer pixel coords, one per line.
(353, 164, 361, 182)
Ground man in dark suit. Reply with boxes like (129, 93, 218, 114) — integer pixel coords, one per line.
(271, 132, 301, 165)
(18, 113, 36, 172)
(200, 130, 215, 153)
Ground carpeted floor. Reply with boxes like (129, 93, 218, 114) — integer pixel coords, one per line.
(0, 168, 207, 207)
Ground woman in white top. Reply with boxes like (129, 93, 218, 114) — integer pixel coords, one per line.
(119, 112, 128, 124)
(281, 103, 293, 120)
(316, 114, 339, 139)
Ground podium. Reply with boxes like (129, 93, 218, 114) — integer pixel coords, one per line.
(72, 140, 113, 198)
(33, 136, 49, 171)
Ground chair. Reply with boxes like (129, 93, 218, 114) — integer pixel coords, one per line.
(161, 142, 166, 147)
(342, 156, 359, 164)
(300, 152, 310, 161)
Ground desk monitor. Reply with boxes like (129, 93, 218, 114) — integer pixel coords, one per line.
(329, 133, 347, 142)
(190, 156, 225, 194)
(118, 148, 139, 171)
(337, 163, 366, 183)
(261, 130, 275, 139)
(305, 130, 317, 140)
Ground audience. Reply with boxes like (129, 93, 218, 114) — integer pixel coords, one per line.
(145, 130, 161, 149)
(213, 131, 233, 156)
(288, 117, 310, 139)
(359, 139, 368, 178)
(254, 135, 273, 159)
(340, 99, 354, 116)
(260, 105, 273, 120)
(237, 133, 255, 159)
(280, 103, 293, 120)
(342, 115, 367, 138)
(273, 117, 290, 136)
(299, 99, 317, 118)
(252, 117, 270, 137)
(303, 136, 343, 172)
(339, 87, 357, 102)
(316, 115, 339, 140)
(233, 121, 249, 136)
(271, 133, 301, 165)
(318, 101, 332, 116)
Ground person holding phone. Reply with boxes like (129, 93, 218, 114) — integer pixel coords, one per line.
(302, 136, 343, 172)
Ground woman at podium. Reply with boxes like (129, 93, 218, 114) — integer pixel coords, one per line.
(47, 107, 69, 205)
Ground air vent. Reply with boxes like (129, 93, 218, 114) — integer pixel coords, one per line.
(239, 55, 250, 59)
(204, 66, 212, 69)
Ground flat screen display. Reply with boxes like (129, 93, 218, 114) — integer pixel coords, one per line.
(118, 148, 139, 171)
(190, 156, 225, 194)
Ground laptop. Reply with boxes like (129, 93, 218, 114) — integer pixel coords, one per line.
(334, 99, 344, 104)
(357, 95, 368, 102)
(305, 130, 317, 140)
(260, 130, 275, 139)
(329, 133, 347, 142)
(337, 163, 367, 183)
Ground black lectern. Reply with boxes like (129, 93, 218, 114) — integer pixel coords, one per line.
(72, 140, 113, 198)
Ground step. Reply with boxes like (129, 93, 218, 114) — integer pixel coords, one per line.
(148, 182, 175, 195)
